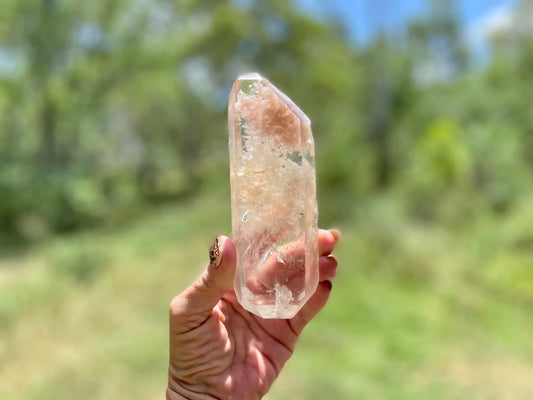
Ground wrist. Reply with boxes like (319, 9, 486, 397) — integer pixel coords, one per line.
(167, 386, 193, 400)
(166, 386, 188, 400)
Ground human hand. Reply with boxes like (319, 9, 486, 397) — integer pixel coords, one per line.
(167, 229, 339, 400)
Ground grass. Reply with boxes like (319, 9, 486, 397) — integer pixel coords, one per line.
(1, 190, 532, 399)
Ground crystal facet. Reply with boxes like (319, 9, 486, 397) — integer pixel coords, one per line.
(228, 73, 318, 319)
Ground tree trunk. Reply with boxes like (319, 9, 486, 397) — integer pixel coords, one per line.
(40, 91, 57, 168)
(369, 62, 392, 188)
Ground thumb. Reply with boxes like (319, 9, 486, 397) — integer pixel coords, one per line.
(170, 236, 236, 332)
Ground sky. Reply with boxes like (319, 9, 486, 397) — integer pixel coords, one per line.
(294, 0, 520, 62)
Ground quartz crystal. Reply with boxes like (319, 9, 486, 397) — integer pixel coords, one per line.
(228, 73, 318, 319)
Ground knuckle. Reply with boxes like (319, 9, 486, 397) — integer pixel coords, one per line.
(169, 294, 187, 317)
(199, 271, 216, 290)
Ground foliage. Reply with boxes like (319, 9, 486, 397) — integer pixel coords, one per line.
(1, 0, 532, 237)
(0, 0, 532, 398)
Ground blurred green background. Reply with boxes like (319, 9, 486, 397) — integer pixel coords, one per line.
(1, 0, 532, 398)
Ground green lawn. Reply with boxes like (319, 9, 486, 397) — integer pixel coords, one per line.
(1, 191, 532, 399)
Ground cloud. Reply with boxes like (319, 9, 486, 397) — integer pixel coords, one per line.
(467, 3, 514, 47)
(465, 2, 517, 63)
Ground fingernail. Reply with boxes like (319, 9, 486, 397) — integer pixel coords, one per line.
(209, 236, 223, 268)
(329, 229, 341, 241)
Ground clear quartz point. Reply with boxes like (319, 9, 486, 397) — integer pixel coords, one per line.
(228, 73, 319, 319)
